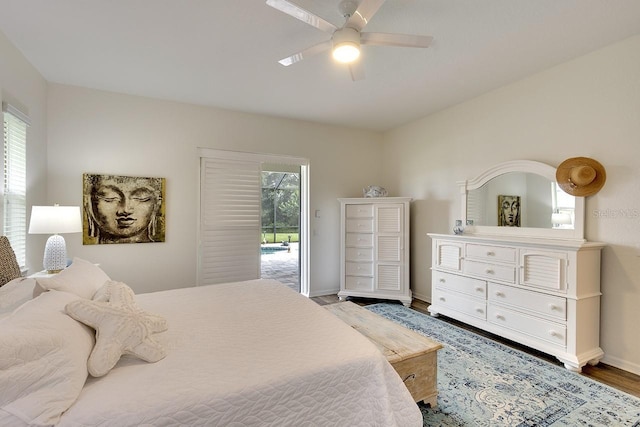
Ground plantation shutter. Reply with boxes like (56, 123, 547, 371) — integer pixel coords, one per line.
(466, 185, 485, 226)
(2, 103, 29, 268)
(199, 156, 261, 285)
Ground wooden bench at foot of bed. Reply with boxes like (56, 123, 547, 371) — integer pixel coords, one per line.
(324, 301, 443, 407)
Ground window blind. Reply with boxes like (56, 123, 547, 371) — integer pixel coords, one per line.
(2, 103, 29, 268)
(198, 156, 262, 285)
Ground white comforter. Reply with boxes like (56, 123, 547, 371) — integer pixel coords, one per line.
(58, 279, 422, 426)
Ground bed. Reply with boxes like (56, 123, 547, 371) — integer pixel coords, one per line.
(1, 258, 422, 426)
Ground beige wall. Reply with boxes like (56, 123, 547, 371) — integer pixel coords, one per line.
(383, 34, 640, 374)
(4, 24, 640, 374)
(0, 30, 48, 271)
(46, 84, 383, 296)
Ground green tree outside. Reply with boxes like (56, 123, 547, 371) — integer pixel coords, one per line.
(261, 172, 300, 244)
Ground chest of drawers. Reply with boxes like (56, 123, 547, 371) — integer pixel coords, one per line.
(428, 233, 605, 372)
(338, 198, 412, 306)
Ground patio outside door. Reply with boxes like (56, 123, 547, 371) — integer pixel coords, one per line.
(260, 166, 301, 292)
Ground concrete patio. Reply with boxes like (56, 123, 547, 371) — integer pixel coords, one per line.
(260, 243, 299, 292)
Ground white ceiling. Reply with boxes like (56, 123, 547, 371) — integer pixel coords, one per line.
(1, 0, 640, 132)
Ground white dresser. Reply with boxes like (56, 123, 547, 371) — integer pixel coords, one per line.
(427, 233, 605, 371)
(338, 198, 412, 306)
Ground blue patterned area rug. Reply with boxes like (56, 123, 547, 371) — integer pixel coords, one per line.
(365, 303, 640, 427)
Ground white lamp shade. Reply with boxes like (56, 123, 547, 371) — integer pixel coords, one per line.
(551, 212, 572, 225)
(28, 205, 82, 234)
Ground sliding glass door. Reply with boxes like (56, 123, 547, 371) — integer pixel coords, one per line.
(198, 148, 309, 295)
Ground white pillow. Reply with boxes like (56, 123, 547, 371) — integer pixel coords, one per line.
(66, 281, 168, 377)
(0, 290, 95, 426)
(35, 257, 110, 299)
(0, 278, 36, 319)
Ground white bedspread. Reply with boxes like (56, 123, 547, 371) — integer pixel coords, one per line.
(59, 279, 422, 426)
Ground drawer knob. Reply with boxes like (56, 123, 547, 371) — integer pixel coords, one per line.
(495, 291, 505, 297)
(485, 269, 494, 274)
(475, 287, 484, 292)
(549, 330, 562, 338)
(495, 314, 505, 320)
(549, 304, 559, 311)
(439, 297, 446, 302)
(476, 308, 484, 313)
(439, 278, 446, 283)
(486, 251, 495, 256)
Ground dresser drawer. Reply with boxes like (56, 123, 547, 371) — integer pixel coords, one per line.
(432, 271, 486, 299)
(345, 276, 374, 291)
(464, 259, 516, 284)
(488, 304, 566, 348)
(346, 204, 374, 218)
(346, 218, 374, 233)
(432, 288, 486, 320)
(345, 233, 373, 247)
(488, 283, 566, 321)
(466, 243, 516, 264)
(345, 247, 373, 261)
(520, 250, 568, 292)
(434, 240, 463, 272)
(346, 262, 373, 276)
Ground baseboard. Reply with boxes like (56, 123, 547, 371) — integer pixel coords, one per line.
(412, 292, 430, 303)
(601, 354, 640, 376)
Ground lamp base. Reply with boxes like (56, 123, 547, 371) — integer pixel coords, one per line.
(43, 234, 68, 273)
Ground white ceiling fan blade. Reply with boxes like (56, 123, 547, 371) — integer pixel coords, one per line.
(278, 40, 332, 66)
(266, 0, 337, 33)
(361, 32, 433, 48)
(345, 0, 385, 32)
(348, 60, 365, 81)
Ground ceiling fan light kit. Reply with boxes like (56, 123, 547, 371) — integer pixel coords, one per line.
(266, 0, 433, 80)
(332, 28, 361, 63)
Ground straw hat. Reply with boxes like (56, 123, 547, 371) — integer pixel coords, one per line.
(556, 157, 606, 197)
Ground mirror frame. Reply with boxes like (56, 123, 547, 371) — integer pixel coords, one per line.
(459, 160, 585, 241)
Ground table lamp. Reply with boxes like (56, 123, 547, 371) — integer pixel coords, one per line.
(551, 212, 572, 228)
(28, 205, 82, 273)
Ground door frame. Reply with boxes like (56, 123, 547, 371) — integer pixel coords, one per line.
(198, 148, 310, 296)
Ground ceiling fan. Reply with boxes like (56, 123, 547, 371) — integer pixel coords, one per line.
(266, 0, 433, 80)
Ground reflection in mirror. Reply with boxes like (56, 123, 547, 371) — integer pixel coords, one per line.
(552, 185, 575, 229)
(466, 172, 575, 230)
(460, 160, 585, 240)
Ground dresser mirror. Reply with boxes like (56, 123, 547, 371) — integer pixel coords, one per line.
(459, 160, 585, 240)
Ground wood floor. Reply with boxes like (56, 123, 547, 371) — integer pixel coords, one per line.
(312, 294, 640, 399)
